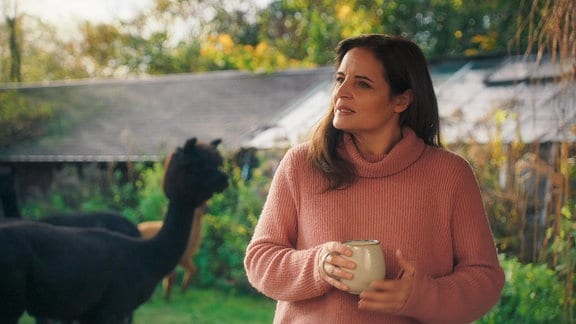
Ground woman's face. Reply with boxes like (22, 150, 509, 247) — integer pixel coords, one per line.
(332, 47, 409, 138)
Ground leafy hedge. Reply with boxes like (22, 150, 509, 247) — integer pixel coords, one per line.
(0, 90, 55, 148)
(479, 255, 567, 323)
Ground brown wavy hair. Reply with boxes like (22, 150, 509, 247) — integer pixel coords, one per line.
(308, 34, 442, 190)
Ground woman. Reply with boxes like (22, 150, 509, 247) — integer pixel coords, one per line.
(244, 34, 504, 324)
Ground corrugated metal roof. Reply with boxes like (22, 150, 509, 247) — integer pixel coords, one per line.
(437, 56, 575, 144)
(247, 56, 575, 148)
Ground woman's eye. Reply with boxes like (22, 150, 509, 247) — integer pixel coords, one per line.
(335, 76, 344, 83)
(358, 81, 371, 88)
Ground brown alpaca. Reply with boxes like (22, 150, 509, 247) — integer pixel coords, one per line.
(138, 203, 208, 300)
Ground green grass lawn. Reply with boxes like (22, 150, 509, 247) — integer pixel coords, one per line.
(19, 287, 276, 324)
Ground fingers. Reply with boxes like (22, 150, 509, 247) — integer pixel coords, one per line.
(357, 250, 415, 314)
(318, 242, 355, 290)
(358, 294, 405, 313)
(396, 250, 414, 274)
(321, 263, 350, 291)
(320, 252, 339, 279)
(323, 241, 353, 258)
(395, 249, 415, 277)
(357, 279, 410, 313)
(322, 252, 354, 280)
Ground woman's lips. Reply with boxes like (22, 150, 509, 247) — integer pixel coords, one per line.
(336, 105, 355, 114)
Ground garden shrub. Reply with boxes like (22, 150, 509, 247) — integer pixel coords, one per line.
(194, 213, 255, 293)
(0, 90, 54, 148)
(479, 255, 566, 323)
(21, 164, 141, 219)
(193, 157, 270, 295)
(132, 162, 168, 222)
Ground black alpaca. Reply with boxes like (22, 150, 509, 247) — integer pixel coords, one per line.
(39, 212, 141, 238)
(0, 138, 228, 324)
(37, 212, 142, 324)
(0, 167, 21, 219)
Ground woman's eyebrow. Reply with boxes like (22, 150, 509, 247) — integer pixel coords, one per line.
(355, 75, 375, 83)
(335, 71, 375, 83)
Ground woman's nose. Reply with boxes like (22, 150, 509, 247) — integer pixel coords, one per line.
(334, 80, 352, 99)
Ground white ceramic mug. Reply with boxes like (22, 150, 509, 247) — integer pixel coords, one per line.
(341, 240, 386, 294)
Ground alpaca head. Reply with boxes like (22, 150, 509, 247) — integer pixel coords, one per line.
(163, 138, 228, 207)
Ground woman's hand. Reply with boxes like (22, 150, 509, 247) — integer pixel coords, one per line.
(317, 241, 356, 291)
(358, 249, 415, 314)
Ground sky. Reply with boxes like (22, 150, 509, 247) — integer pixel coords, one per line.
(15, 0, 155, 39)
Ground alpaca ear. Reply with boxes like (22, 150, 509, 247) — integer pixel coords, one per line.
(210, 139, 222, 148)
(182, 138, 198, 153)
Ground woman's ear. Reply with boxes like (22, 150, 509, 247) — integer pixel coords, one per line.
(393, 89, 413, 113)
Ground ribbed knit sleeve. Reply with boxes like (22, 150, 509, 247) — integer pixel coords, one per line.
(398, 152, 505, 323)
(244, 145, 331, 302)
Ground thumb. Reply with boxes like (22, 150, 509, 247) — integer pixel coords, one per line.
(395, 249, 415, 277)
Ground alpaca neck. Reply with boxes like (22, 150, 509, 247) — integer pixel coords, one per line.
(145, 202, 198, 276)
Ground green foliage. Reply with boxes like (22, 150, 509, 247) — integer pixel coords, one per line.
(194, 33, 311, 73)
(449, 114, 576, 322)
(550, 203, 576, 275)
(194, 213, 255, 293)
(19, 160, 172, 225)
(194, 159, 269, 294)
(0, 90, 54, 148)
(21, 164, 144, 221)
(133, 162, 168, 222)
(448, 141, 518, 255)
(479, 255, 567, 323)
(0, 14, 89, 82)
(257, 0, 342, 65)
(1, 0, 532, 80)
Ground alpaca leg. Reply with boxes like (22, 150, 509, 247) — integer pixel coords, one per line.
(162, 271, 177, 301)
(0, 265, 26, 324)
(180, 260, 197, 293)
(0, 299, 23, 324)
(0, 316, 19, 324)
(121, 312, 133, 324)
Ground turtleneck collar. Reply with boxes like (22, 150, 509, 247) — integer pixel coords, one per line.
(339, 127, 426, 178)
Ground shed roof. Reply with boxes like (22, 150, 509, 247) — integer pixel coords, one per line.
(248, 55, 576, 148)
(437, 55, 576, 144)
(2, 55, 573, 164)
(0, 67, 334, 162)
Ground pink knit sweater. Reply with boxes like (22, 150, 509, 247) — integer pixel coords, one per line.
(244, 128, 505, 324)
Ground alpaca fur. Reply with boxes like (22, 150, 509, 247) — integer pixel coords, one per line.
(137, 203, 207, 300)
(37, 213, 141, 324)
(0, 168, 20, 219)
(40, 212, 141, 238)
(0, 138, 228, 324)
